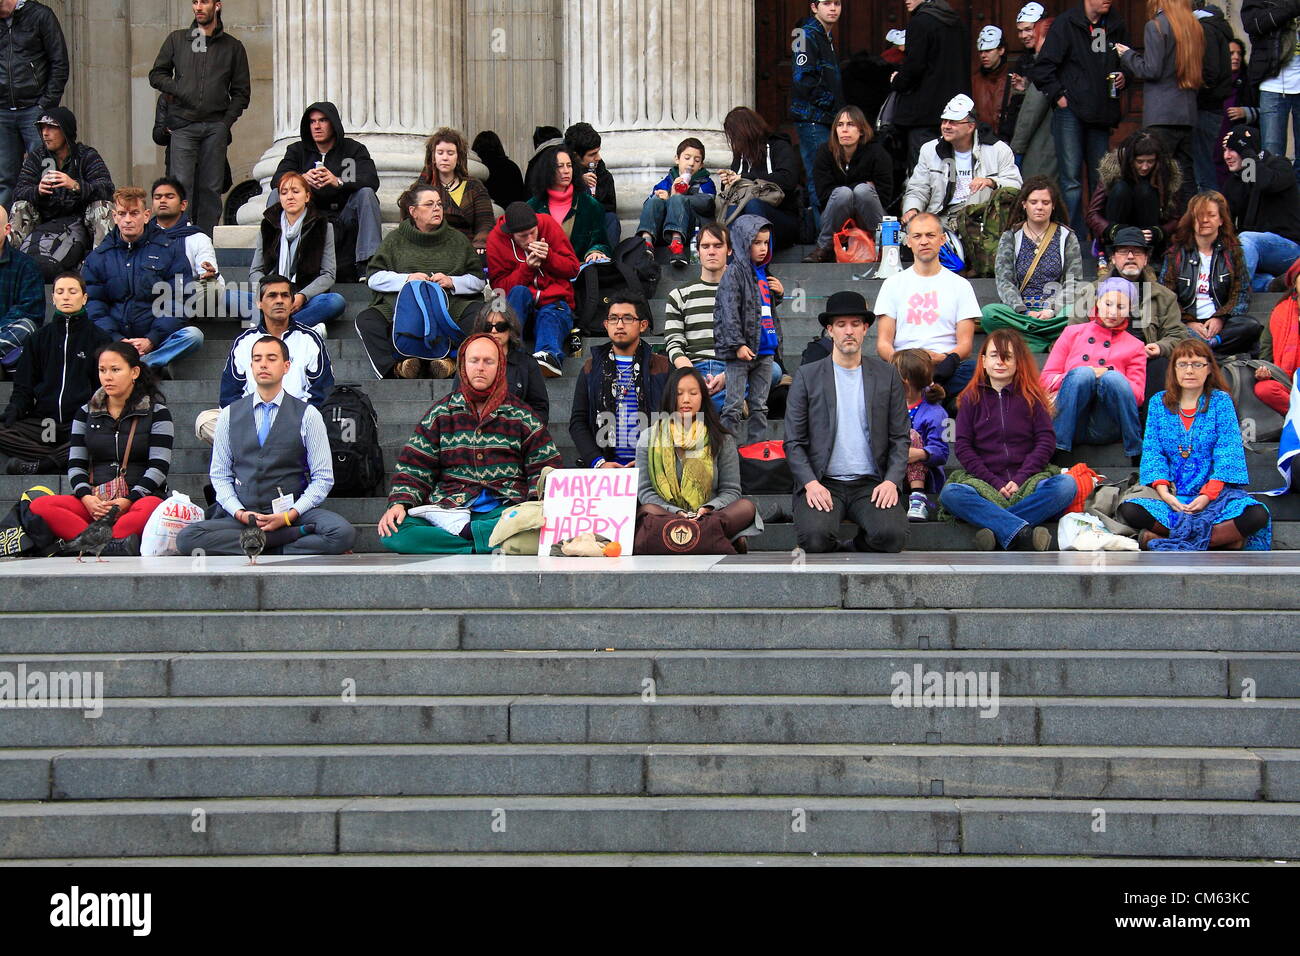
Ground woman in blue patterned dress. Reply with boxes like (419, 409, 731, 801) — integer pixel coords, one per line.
(1117, 339, 1270, 550)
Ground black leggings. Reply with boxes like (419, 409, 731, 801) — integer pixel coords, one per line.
(1105, 178, 1162, 235)
(1118, 500, 1269, 537)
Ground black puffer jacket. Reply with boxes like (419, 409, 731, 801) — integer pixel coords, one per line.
(891, 0, 970, 127)
(728, 133, 801, 215)
(12, 107, 114, 221)
(1224, 150, 1300, 244)
(1031, 5, 1127, 128)
(1242, 0, 1300, 86)
(0, 0, 68, 110)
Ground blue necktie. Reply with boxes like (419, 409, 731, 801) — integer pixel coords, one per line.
(257, 403, 272, 447)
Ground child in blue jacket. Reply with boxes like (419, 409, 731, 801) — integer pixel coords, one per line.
(893, 348, 949, 521)
(635, 137, 717, 266)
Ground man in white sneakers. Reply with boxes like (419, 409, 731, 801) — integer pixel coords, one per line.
(874, 211, 980, 395)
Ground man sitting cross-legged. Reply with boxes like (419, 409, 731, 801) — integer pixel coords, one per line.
(177, 335, 355, 557)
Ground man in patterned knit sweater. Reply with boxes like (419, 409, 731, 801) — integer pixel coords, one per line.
(376, 333, 560, 554)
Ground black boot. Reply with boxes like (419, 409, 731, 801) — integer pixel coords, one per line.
(100, 534, 141, 557)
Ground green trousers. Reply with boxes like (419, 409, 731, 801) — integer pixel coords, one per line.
(979, 303, 1070, 353)
(379, 505, 508, 554)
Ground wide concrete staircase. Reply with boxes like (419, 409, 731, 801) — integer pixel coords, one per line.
(0, 554, 1296, 862)
(2, 247, 1298, 551)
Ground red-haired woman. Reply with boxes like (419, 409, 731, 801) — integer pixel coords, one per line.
(1159, 190, 1258, 357)
(1256, 259, 1300, 415)
(938, 329, 1078, 550)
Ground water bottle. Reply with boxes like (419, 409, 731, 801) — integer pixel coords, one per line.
(587, 162, 598, 195)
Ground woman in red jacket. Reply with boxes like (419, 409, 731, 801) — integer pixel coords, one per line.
(1256, 258, 1300, 415)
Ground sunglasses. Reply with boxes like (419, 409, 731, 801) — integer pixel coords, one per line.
(484, 321, 511, 333)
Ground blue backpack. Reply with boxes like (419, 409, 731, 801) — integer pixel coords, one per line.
(392, 280, 465, 360)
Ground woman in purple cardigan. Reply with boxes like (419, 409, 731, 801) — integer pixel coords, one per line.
(938, 329, 1078, 551)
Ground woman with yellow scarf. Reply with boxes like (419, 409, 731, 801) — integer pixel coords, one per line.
(635, 366, 762, 548)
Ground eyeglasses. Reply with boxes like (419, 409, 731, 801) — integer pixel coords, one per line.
(484, 321, 511, 333)
(605, 316, 640, 326)
(1174, 361, 1210, 371)
(411, 201, 441, 210)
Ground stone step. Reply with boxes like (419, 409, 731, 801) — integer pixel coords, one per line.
(0, 794, 1294, 859)
(10, 556, 1300, 612)
(3, 648, 1291, 699)
(0, 743, 1290, 802)
(0, 694, 1294, 748)
(3, 607, 1298, 653)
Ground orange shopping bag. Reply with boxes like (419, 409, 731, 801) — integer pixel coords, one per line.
(833, 218, 877, 263)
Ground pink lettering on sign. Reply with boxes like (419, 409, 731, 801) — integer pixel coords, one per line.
(905, 290, 940, 326)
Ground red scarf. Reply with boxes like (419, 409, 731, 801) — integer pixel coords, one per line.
(1267, 259, 1300, 376)
(547, 184, 574, 224)
(457, 333, 509, 423)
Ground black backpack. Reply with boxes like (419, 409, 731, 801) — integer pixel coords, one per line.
(0, 484, 60, 557)
(321, 385, 385, 497)
(20, 214, 89, 281)
(573, 235, 661, 336)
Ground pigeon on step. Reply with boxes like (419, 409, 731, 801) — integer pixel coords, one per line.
(62, 505, 122, 562)
(240, 521, 267, 565)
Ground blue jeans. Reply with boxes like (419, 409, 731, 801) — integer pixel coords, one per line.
(796, 121, 831, 213)
(1240, 230, 1300, 291)
(939, 358, 976, 398)
(141, 326, 205, 369)
(1051, 107, 1111, 241)
(234, 290, 346, 326)
(939, 473, 1078, 550)
(0, 105, 42, 209)
(1052, 367, 1142, 458)
(636, 192, 716, 243)
(694, 357, 783, 411)
(1259, 90, 1300, 185)
(506, 286, 571, 361)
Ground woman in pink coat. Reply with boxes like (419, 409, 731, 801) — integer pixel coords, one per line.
(1041, 276, 1148, 463)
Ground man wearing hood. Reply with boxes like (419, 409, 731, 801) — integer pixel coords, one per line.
(0, 0, 69, 210)
(271, 102, 382, 282)
(891, 0, 971, 168)
(10, 107, 113, 274)
(356, 184, 486, 380)
(149, 0, 251, 234)
(1222, 124, 1300, 290)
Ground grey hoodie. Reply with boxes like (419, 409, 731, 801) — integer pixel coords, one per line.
(714, 214, 783, 361)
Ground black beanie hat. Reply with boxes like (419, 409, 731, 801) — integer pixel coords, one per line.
(1225, 124, 1260, 160)
(502, 201, 538, 235)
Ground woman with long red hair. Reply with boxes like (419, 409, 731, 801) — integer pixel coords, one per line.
(938, 329, 1078, 550)
(1114, 0, 1204, 207)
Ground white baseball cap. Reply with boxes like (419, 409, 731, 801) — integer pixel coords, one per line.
(940, 94, 977, 122)
(977, 25, 1004, 51)
(1017, 2, 1045, 24)
(886, 29, 906, 46)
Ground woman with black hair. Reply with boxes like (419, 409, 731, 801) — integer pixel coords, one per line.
(471, 130, 527, 209)
(1086, 129, 1183, 257)
(1217, 39, 1259, 188)
(27, 340, 174, 556)
(719, 106, 802, 250)
(525, 144, 611, 263)
(457, 300, 550, 425)
(635, 365, 762, 546)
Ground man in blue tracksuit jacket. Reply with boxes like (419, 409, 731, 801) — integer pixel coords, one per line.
(791, 1, 845, 212)
(81, 188, 203, 371)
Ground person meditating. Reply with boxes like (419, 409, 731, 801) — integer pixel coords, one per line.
(377, 333, 561, 554)
(635, 366, 761, 550)
(1117, 339, 1271, 550)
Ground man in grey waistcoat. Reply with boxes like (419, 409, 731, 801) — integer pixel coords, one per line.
(178, 334, 355, 556)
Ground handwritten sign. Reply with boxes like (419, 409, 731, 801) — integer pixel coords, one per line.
(537, 468, 639, 555)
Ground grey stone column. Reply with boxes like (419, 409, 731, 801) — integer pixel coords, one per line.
(561, 0, 755, 219)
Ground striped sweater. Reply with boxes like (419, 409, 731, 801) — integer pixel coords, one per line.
(68, 388, 174, 501)
(388, 392, 561, 509)
(663, 279, 719, 363)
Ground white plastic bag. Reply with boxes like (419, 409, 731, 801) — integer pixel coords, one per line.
(1058, 511, 1138, 552)
(141, 491, 206, 556)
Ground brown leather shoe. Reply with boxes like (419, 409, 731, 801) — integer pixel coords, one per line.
(394, 358, 426, 379)
(427, 357, 457, 379)
(802, 245, 835, 263)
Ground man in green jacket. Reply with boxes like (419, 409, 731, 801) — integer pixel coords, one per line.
(355, 183, 486, 380)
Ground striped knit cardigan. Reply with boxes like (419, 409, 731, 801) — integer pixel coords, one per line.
(388, 391, 561, 509)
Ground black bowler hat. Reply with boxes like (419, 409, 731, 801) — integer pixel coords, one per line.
(818, 290, 876, 328)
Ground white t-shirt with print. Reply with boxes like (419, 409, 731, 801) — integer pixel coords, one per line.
(875, 265, 981, 353)
(952, 149, 974, 205)
(1195, 252, 1215, 321)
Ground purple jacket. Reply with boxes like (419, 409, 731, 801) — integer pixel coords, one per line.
(953, 384, 1056, 488)
(909, 399, 949, 490)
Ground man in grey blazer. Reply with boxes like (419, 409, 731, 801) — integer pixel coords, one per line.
(784, 291, 910, 553)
